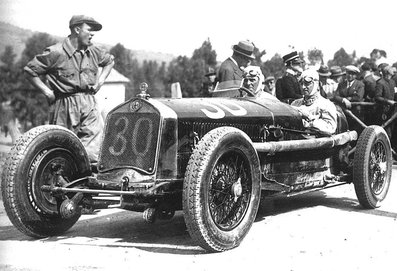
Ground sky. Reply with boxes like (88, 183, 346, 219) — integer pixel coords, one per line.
(0, 0, 396, 63)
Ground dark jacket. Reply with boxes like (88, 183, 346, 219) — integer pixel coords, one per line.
(275, 72, 302, 102)
(333, 79, 365, 103)
(362, 75, 377, 100)
(217, 58, 243, 83)
(375, 77, 396, 101)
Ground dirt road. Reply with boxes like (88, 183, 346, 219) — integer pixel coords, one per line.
(0, 167, 396, 271)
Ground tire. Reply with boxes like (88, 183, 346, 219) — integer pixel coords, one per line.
(353, 126, 392, 209)
(183, 127, 261, 252)
(1, 125, 91, 238)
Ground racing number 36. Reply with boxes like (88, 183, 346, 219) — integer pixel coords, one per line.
(108, 116, 153, 157)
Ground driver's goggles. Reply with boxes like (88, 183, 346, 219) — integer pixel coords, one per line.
(301, 76, 317, 86)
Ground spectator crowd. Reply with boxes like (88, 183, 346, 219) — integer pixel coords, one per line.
(203, 41, 397, 158)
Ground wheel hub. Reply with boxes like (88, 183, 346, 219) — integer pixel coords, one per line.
(231, 177, 242, 202)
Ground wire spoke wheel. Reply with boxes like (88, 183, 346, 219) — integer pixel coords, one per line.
(183, 127, 261, 252)
(209, 151, 251, 230)
(353, 126, 392, 209)
(368, 142, 387, 195)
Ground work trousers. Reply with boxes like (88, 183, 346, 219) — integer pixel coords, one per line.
(49, 93, 104, 163)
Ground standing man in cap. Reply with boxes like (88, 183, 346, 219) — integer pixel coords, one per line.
(24, 15, 115, 163)
(374, 64, 396, 142)
(291, 68, 337, 135)
(217, 40, 255, 83)
(333, 65, 365, 108)
(361, 62, 378, 101)
(317, 65, 333, 99)
(328, 66, 345, 98)
(202, 67, 217, 96)
(275, 51, 304, 104)
(263, 75, 276, 96)
(333, 65, 365, 133)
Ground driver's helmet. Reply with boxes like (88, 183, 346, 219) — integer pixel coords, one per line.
(243, 66, 264, 95)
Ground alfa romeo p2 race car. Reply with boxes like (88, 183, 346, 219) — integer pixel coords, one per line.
(1, 80, 393, 252)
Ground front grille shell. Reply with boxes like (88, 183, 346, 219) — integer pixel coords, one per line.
(98, 99, 162, 174)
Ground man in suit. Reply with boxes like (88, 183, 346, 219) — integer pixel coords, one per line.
(361, 62, 378, 101)
(218, 40, 255, 83)
(374, 65, 397, 142)
(334, 65, 365, 107)
(275, 51, 304, 104)
(333, 65, 365, 133)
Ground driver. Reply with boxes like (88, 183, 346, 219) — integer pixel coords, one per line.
(291, 69, 337, 135)
(242, 66, 263, 94)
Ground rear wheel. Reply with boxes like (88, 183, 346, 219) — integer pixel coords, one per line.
(183, 127, 261, 252)
(353, 126, 392, 208)
(1, 125, 91, 237)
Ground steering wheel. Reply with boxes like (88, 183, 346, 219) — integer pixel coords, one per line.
(239, 86, 256, 97)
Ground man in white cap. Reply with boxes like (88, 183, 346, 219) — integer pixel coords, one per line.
(291, 68, 337, 135)
(333, 65, 364, 109)
(218, 40, 255, 83)
(24, 15, 115, 163)
(333, 65, 365, 133)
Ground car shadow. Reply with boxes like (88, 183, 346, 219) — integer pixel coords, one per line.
(255, 189, 397, 221)
(0, 209, 206, 255)
(1, 187, 396, 256)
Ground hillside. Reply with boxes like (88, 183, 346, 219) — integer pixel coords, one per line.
(0, 21, 175, 65)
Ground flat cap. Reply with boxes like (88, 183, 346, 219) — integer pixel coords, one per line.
(69, 15, 102, 31)
(345, 65, 360, 74)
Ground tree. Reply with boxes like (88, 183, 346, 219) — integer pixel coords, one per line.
(327, 48, 354, 68)
(261, 53, 284, 79)
(110, 43, 135, 77)
(10, 32, 58, 131)
(19, 32, 56, 65)
(0, 46, 18, 102)
(191, 38, 217, 67)
(167, 39, 219, 98)
(0, 46, 21, 142)
(307, 48, 324, 66)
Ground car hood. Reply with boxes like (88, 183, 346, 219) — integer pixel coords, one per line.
(156, 97, 304, 130)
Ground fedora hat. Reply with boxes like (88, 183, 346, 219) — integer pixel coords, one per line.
(69, 15, 102, 31)
(330, 66, 345, 77)
(232, 40, 255, 60)
(317, 65, 331, 76)
(282, 51, 303, 64)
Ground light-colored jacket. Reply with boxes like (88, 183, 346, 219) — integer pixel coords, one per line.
(291, 92, 338, 135)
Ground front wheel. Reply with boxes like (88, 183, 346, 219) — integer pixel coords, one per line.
(1, 125, 91, 237)
(183, 127, 261, 252)
(353, 126, 392, 208)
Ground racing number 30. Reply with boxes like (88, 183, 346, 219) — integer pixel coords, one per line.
(109, 116, 153, 157)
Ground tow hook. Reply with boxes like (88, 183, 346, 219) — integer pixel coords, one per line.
(59, 192, 84, 219)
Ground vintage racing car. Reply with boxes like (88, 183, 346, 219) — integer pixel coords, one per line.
(1, 80, 393, 252)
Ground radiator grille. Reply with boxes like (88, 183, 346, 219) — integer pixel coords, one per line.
(99, 112, 160, 173)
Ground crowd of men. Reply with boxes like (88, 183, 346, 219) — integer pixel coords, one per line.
(204, 40, 397, 153)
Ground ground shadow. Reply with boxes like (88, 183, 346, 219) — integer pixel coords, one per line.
(1, 183, 396, 255)
(0, 209, 206, 255)
(255, 188, 397, 221)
